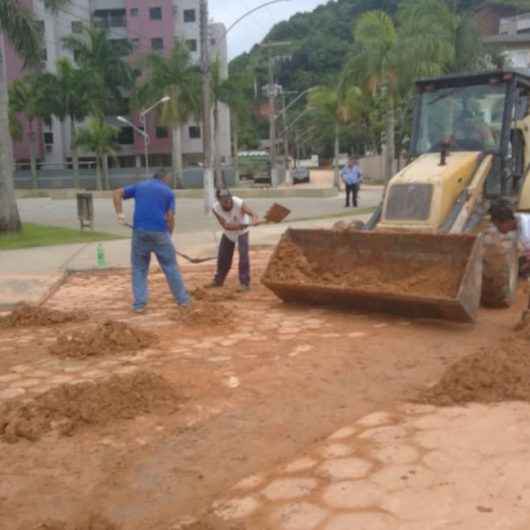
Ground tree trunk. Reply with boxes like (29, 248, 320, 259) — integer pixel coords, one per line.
(333, 123, 341, 190)
(233, 123, 240, 187)
(29, 122, 38, 189)
(95, 157, 102, 191)
(171, 125, 183, 189)
(0, 44, 21, 232)
(103, 154, 110, 190)
(384, 97, 395, 182)
(70, 115, 80, 189)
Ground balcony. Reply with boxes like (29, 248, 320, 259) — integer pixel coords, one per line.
(93, 9, 127, 30)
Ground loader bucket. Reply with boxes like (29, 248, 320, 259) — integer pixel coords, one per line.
(262, 229, 483, 323)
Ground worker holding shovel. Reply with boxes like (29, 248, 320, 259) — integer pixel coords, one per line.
(209, 189, 260, 292)
(113, 169, 190, 313)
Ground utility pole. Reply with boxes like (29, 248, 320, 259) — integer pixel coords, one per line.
(281, 91, 291, 184)
(268, 54, 278, 187)
(200, 0, 214, 212)
(260, 41, 292, 187)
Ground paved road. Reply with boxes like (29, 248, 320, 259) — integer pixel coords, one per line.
(16, 187, 383, 237)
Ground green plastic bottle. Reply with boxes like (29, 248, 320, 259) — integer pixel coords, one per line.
(96, 243, 107, 268)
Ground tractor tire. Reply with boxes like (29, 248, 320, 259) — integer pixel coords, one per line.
(481, 225, 519, 308)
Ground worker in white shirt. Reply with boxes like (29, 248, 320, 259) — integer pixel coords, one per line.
(209, 189, 259, 291)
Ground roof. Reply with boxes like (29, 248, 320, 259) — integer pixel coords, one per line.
(416, 69, 530, 89)
(483, 33, 530, 44)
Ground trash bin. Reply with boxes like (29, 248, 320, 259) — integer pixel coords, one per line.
(77, 192, 94, 230)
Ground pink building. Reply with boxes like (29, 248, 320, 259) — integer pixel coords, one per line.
(2, 0, 230, 171)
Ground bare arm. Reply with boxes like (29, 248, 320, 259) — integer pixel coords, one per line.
(241, 202, 259, 224)
(113, 188, 124, 215)
(213, 210, 241, 231)
(113, 188, 126, 224)
(166, 210, 175, 234)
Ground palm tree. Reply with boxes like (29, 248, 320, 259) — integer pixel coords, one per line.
(63, 24, 133, 118)
(348, 11, 398, 182)
(0, 0, 70, 232)
(49, 58, 91, 188)
(308, 85, 362, 189)
(9, 73, 56, 188)
(75, 118, 119, 191)
(137, 42, 200, 188)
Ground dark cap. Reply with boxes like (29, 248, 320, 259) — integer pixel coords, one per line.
(490, 200, 515, 222)
(216, 188, 232, 200)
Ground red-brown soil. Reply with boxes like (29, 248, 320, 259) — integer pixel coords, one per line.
(49, 320, 155, 359)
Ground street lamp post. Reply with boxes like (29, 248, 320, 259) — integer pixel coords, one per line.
(118, 95, 170, 179)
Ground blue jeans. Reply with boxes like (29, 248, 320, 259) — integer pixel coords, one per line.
(131, 230, 189, 310)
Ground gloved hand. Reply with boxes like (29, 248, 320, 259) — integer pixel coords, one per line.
(117, 213, 126, 225)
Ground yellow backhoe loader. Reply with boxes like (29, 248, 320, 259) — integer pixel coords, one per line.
(263, 70, 530, 322)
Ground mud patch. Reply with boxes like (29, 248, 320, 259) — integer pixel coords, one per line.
(29, 514, 118, 530)
(49, 320, 155, 359)
(421, 337, 530, 405)
(170, 302, 233, 327)
(263, 237, 462, 298)
(0, 303, 86, 329)
(0, 371, 180, 443)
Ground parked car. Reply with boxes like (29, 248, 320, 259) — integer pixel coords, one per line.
(291, 167, 310, 184)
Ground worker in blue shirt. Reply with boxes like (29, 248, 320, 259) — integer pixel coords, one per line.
(340, 158, 363, 207)
(112, 169, 190, 313)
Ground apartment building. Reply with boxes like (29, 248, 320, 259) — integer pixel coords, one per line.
(2, 0, 231, 171)
(476, 4, 530, 69)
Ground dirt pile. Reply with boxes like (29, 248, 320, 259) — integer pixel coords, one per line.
(263, 238, 462, 298)
(263, 239, 317, 285)
(191, 287, 237, 303)
(49, 320, 155, 359)
(332, 220, 365, 232)
(30, 514, 118, 530)
(0, 370, 181, 443)
(421, 337, 530, 406)
(0, 303, 87, 329)
(170, 302, 233, 327)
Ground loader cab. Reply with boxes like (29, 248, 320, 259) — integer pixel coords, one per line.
(378, 70, 530, 233)
(411, 70, 530, 200)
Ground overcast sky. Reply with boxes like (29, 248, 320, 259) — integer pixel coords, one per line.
(210, 0, 328, 59)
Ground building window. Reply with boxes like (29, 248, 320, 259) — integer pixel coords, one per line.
(118, 127, 134, 145)
(43, 132, 54, 145)
(132, 38, 140, 50)
(150, 7, 162, 20)
(189, 126, 201, 139)
(93, 9, 127, 29)
(183, 9, 196, 23)
(71, 21, 83, 33)
(151, 38, 164, 51)
(130, 8, 139, 16)
(156, 127, 169, 139)
(186, 39, 197, 52)
(210, 38, 216, 46)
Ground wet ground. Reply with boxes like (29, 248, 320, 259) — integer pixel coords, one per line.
(0, 249, 527, 529)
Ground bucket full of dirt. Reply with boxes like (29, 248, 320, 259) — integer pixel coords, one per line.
(262, 229, 483, 322)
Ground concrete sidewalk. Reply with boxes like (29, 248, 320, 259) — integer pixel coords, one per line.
(0, 213, 372, 308)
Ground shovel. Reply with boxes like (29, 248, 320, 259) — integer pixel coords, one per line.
(241, 203, 292, 229)
(124, 223, 216, 264)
